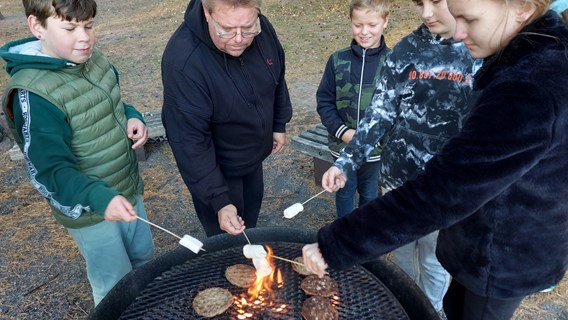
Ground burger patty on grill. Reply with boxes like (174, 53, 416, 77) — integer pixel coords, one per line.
(301, 296, 338, 320)
(226, 264, 257, 288)
(192, 287, 233, 318)
(301, 274, 338, 297)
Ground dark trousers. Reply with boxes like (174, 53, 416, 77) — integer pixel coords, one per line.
(443, 279, 524, 320)
(192, 164, 264, 237)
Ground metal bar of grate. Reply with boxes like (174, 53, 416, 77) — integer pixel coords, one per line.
(119, 242, 409, 320)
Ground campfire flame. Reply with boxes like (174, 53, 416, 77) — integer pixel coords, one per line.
(248, 245, 278, 299)
(235, 245, 288, 317)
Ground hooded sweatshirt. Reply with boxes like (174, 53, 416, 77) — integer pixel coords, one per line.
(161, 0, 292, 213)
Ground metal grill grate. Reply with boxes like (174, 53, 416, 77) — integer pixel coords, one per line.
(119, 242, 409, 319)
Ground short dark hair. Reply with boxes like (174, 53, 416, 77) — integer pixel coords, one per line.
(23, 0, 97, 27)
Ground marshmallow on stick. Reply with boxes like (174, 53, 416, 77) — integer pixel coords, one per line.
(283, 203, 304, 219)
(252, 257, 273, 277)
(243, 244, 272, 276)
(136, 216, 204, 254)
(179, 234, 204, 254)
(283, 190, 326, 219)
(243, 244, 267, 259)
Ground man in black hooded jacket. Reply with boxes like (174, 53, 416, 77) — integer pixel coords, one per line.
(161, 0, 292, 236)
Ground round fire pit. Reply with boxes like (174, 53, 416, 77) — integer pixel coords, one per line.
(88, 227, 437, 319)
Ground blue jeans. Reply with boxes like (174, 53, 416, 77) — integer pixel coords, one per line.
(393, 230, 450, 312)
(335, 161, 380, 218)
(67, 195, 155, 306)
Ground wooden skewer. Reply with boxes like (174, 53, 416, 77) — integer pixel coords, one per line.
(136, 216, 206, 252)
(240, 232, 303, 267)
(302, 189, 327, 205)
(270, 255, 305, 267)
(242, 230, 252, 245)
(136, 216, 181, 239)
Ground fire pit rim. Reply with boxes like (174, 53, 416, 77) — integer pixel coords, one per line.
(87, 226, 437, 320)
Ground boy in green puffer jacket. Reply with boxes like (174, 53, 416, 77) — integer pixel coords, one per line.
(0, 0, 154, 306)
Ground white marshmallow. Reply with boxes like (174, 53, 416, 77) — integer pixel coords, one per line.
(283, 203, 304, 219)
(252, 258, 273, 277)
(179, 234, 203, 254)
(243, 244, 267, 259)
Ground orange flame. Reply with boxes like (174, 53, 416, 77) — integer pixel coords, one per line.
(247, 245, 278, 300)
(235, 245, 291, 316)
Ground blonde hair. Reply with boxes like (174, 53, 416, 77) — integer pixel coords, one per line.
(349, 0, 390, 19)
(202, 0, 262, 13)
(508, 0, 551, 24)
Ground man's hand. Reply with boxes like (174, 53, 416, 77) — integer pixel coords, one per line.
(302, 243, 328, 278)
(218, 204, 245, 235)
(104, 195, 137, 222)
(272, 132, 287, 154)
(127, 118, 148, 149)
(322, 166, 347, 192)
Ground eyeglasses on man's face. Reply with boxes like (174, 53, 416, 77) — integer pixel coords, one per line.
(211, 16, 261, 39)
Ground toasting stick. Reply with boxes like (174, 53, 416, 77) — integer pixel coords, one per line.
(241, 232, 305, 268)
(242, 229, 252, 245)
(136, 216, 205, 253)
(270, 255, 305, 267)
(242, 243, 303, 266)
(283, 189, 327, 219)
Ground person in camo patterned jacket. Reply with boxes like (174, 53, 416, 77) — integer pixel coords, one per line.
(316, 0, 390, 219)
(320, 0, 481, 314)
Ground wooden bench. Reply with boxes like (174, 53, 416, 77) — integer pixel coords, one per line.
(289, 124, 334, 187)
(135, 112, 166, 161)
(5, 111, 166, 162)
(143, 112, 166, 139)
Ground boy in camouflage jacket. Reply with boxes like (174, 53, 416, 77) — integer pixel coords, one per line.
(316, 0, 390, 218)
